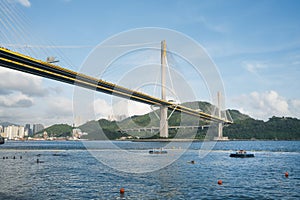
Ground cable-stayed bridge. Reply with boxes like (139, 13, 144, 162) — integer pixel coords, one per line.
(0, 41, 233, 139)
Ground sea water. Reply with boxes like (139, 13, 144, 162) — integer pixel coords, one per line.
(0, 140, 299, 199)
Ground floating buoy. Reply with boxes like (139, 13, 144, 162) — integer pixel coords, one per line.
(218, 180, 223, 185)
(285, 172, 289, 178)
(120, 188, 125, 194)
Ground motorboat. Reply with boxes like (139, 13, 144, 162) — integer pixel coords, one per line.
(149, 148, 167, 154)
(230, 150, 254, 158)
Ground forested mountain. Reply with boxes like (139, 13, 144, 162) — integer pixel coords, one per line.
(35, 124, 73, 138)
(79, 119, 126, 140)
(224, 116, 300, 140)
(30, 101, 300, 140)
(77, 101, 300, 140)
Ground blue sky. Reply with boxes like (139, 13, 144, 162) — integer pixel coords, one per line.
(0, 0, 300, 126)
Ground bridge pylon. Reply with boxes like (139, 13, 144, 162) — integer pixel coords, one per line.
(160, 40, 168, 138)
(214, 91, 229, 141)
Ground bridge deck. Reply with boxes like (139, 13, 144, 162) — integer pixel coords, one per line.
(0, 47, 232, 124)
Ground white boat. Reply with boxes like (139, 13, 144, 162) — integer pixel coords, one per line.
(149, 148, 167, 154)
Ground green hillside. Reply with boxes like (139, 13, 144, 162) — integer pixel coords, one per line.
(227, 109, 251, 121)
(31, 101, 300, 140)
(224, 116, 300, 140)
(35, 124, 73, 138)
(79, 119, 127, 140)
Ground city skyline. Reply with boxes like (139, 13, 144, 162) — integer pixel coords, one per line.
(0, 123, 44, 137)
(0, 0, 300, 126)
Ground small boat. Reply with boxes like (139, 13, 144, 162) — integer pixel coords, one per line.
(149, 148, 167, 154)
(230, 150, 254, 158)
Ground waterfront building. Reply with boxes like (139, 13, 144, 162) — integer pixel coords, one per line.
(3, 125, 25, 139)
(5, 125, 18, 139)
(33, 124, 44, 134)
(18, 126, 25, 138)
(25, 124, 32, 136)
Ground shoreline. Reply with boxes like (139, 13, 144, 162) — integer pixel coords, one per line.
(2, 138, 300, 143)
(130, 138, 300, 142)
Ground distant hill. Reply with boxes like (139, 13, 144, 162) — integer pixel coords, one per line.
(79, 119, 128, 140)
(114, 102, 300, 140)
(24, 101, 300, 140)
(224, 116, 300, 140)
(0, 121, 19, 127)
(35, 124, 73, 138)
(227, 109, 251, 121)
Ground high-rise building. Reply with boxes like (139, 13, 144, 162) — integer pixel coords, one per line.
(25, 124, 32, 136)
(3, 125, 25, 139)
(6, 125, 18, 139)
(33, 124, 44, 135)
(18, 126, 25, 138)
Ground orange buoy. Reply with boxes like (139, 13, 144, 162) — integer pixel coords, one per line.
(218, 180, 222, 185)
(285, 172, 289, 178)
(120, 188, 125, 194)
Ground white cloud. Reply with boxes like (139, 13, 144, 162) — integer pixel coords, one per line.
(93, 98, 151, 120)
(0, 95, 74, 125)
(114, 100, 151, 117)
(46, 96, 73, 117)
(94, 98, 113, 119)
(0, 92, 33, 108)
(242, 61, 268, 74)
(15, 0, 31, 7)
(11, 0, 31, 8)
(0, 68, 47, 96)
(289, 99, 300, 118)
(197, 16, 229, 33)
(233, 90, 299, 120)
(0, 67, 76, 125)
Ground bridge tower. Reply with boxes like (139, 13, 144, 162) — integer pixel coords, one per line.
(160, 40, 168, 138)
(214, 91, 228, 140)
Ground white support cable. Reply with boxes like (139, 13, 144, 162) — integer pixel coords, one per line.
(165, 51, 176, 97)
(2, 42, 161, 49)
(0, 1, 25, 43)
(12, 1, 56, 62)
(0, 19, 12, 46)
(2, 44, 95, 49)
(167, 104, 178, 120)
(150, 105, 160, 120)
(0, 1, 37, 57)
(0, 4, 17, 47)
(96, 41, 161, 48)
(0, 1, 75, 68)
(0, 1, 161, 76)
(153, 69, 160, 99)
